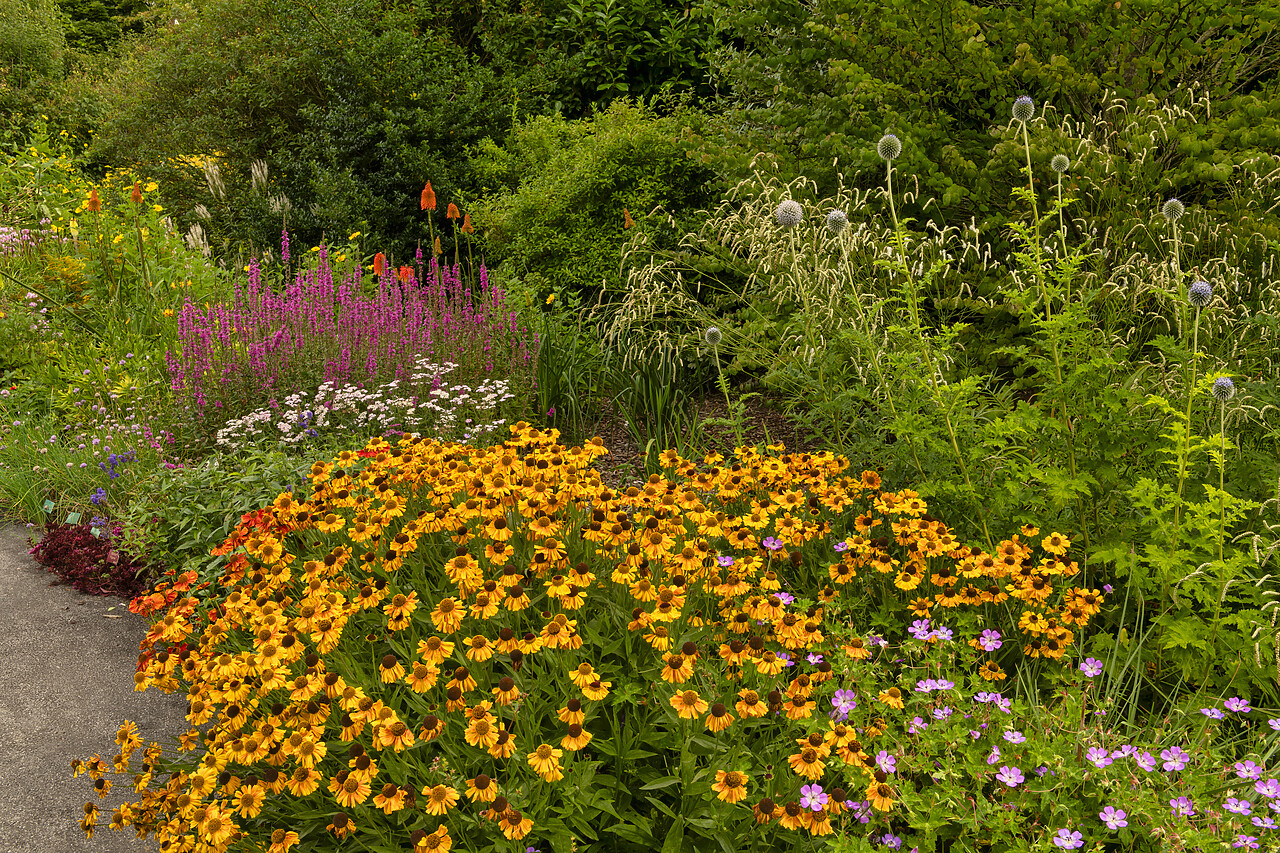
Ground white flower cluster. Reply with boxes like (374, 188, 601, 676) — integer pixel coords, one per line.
(215, 358, 516, 450)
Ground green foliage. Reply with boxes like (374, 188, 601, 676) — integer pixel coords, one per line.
(700, 0, 1280, 244)
(471, 97, 726, 298)
(479, 0, 725, 117)
(0, 0, 68, 82)
(84, 0, 512, 260)
(56, 0, 147, 52)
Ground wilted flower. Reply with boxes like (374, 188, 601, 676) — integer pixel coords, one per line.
(877, 134, 902, 162)
(775, 200, 803, 228)
(1012, 96, 1035, 123)
(1162, 198, 1185, 222)
(704, 327, 723, 348)
(825, 209, 848, 233)
(1051, 154, 1070, 174)
(623, 208, 635, 229)
(1212, 376, 1236, 402)
(1188, 280, 1213, 307)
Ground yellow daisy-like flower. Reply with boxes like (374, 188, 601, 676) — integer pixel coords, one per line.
(422, 783, 460, 816)
(527, 743, 564, 778)
(499, 808, 534, 840)
(417, 636, 455, 665)
(415, 826, 452, 851)
(569, 662, 598, 689)
(711, 769, 749, 803)
(787, 748, 826, 780)
(431, 598, 464, 633)
(582, 679, 611, 701)
(464, 774, 498, 803)
(705, 702, 735, 732)
(670, 689, 709, 720)
(1041, 531, 1071, 555)
(373, 783, 408, 814)
(866, 779, 896, 812)
(561, 723, 593, 751)
(877, 686, 905, 710)
(335, 774, 372, 809)
(268, 828, 301, 853)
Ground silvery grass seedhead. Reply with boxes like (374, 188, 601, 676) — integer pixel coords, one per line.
(1051, 154, 1070, 174)
(775, 200, 803, 228)
(1212, 376, 1236, 402)
(704, 326, 723, 348)
(877, 133, 902, 162)
(825, 210, 849, 233)
(1189, 280, 1213, 308)
(1013, 96, 1035, 123)
(1162, 198, 1185, 222)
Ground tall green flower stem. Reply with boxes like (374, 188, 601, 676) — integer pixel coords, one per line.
(1018, 113, 1085, 547)
(884, 148, 989, 546)
(1174, 302, 1205, 533)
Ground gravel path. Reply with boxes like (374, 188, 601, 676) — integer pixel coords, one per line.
(0, 524, 188, 853)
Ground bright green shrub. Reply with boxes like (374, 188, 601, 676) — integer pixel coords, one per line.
(470, 97, 726, 299)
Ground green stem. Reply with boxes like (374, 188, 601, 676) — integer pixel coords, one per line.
(1173, 307, 1201, 535)
(1019, 120, 1048, 321)
(0, 268, 103, 341)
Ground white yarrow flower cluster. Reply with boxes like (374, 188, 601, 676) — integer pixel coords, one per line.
(216, 358, 516, 450)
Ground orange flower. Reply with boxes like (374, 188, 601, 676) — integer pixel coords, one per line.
(433, 236, 442, 256)
(877, 686, 904, 709)
(623, 208, 635, 229)
(462, 212, 474, 234)
(268, 829, 301, 853)
(464, 774, 498, 803)
(866, 779, 895, 812)
(705, 703, 735, 732)
(447, 203, 460, 220)
(130, 181, 142, 204)
(422, 784, 459, 816)
(711, 769, 749, 803)
(373, 252, 386, 276)
(421, 181, 436, 211)
(787, 748, 826, 780)
(499, 808, 533, 840)
(87, 188, 101, 213)
(414, 827, 451, 851)
(670, 689, 708, 720)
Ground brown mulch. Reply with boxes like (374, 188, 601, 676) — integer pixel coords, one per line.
(572, 392, 830, 489)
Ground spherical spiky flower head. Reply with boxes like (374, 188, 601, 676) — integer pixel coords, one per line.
(877, 134, 902, 162)
(704, 326, 723, 348)
(1012, 96, 1035, 123)
(1162, 198, 1185, 223)
(1211, 376, 1236, 402)
(1051, 154, 1070, 174)
(1188, 280, 1213, 308)
(775, 200, 803, 228)
(825, 209, 849, 233)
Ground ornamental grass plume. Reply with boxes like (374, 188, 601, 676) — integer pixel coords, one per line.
(83, 428, 1136, 852)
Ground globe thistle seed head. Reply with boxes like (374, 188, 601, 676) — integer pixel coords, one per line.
(1051, 154, 1070, 174)
(1188, 280, 1213, 308)
(1162, 198, 1185, 223)
(877, 134, 902, 162)
(825, 209, 849, 233)
(704, 326, 723, 348)
(775, 200, 803, 228)
(1211, 376, 1236, 402)
(1012, 96, 1035, 123)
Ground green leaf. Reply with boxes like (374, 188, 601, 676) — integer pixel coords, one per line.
(641, 776, 681, 791)
(661, 815, 685, 853)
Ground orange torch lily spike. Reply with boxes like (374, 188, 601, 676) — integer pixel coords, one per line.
(421, 182, 436, 212)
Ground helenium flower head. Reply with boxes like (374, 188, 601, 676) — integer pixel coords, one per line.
(704, 326, 723, 348)
(1012, 96, 1035, 123)
(825, 209, 849, 233)
(1212, 376, 1236, 402)
(1162, 197, 1185, 222)
(877, 133, 902, 162)
(1188, 280, 1213, 308)
(775, 199, 803, 228)
(1051, 154, 1070, 174)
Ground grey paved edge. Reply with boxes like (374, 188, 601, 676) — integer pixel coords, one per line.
(0, 524, 189, 853)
